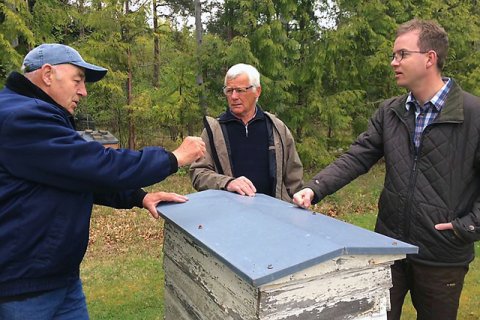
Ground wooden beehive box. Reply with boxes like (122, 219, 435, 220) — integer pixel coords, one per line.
(157, 190, 418, 320)
(78, 129, 119, 149)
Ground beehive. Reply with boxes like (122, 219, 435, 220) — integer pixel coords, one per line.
(157, 190, 418, 320)
(78, 129, 119, 149)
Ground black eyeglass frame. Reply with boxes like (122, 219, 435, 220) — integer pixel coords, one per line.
(391, 50, 429, 62)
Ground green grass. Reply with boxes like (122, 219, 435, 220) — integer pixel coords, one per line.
(82, 165, 480, 319)
(83, 254, 165, 319)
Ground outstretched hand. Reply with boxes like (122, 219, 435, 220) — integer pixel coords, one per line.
(143, 192, 188, 219)
(172, 136, 206, 167)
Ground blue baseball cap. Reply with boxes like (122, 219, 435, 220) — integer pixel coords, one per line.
(23, 43, 107, 82)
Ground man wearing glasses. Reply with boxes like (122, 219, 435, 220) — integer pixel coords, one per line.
(293, 19, 480, 320)
(190, 63, 303, 202)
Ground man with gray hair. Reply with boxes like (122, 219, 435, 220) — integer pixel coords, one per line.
(0, 43, 205, 319)
(190, 63, 303, 202)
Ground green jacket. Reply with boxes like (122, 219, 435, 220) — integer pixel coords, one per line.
(190, 111, 303, 202)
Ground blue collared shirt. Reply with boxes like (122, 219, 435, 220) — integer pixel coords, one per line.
(406, 78, 452, 149)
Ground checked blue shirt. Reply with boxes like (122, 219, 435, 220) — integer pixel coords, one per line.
(406, 78, 452, 150)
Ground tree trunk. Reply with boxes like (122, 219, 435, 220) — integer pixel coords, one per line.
(195, 0, 207, 115)
(78, 0, 85, 38)
(152, 0, 160, 88)
(127, 47, 136, 150)
(6, 1, 19, 47)
(125, 0, 136, 149)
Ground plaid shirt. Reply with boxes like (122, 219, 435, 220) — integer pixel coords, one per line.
(406, 78, 452, 150)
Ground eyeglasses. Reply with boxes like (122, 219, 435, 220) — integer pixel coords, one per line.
(223, 85, 254, 96)
(391, 50, 429, 62)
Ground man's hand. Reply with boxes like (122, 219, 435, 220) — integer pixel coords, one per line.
(293, 188, 315, 209)
(143, 192, 188, 219)
(226, 176, 256, 197)
(172, 136, 206, 167)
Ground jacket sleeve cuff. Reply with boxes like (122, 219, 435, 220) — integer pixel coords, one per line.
(133, 189, 148, 208)
(223, 178, 235, 190)
(168, 152, 179, 175)
(305, 182, 322, 204)
(452, 219, 478, 243)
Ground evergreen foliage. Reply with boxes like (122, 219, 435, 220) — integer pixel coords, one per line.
(1, 0, 479, 168)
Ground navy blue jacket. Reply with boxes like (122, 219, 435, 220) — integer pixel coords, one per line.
(0, 72, 177, 297)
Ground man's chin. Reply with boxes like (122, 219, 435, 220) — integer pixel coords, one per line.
(229, 106, 244, 114)
(395, 79, 408, 89)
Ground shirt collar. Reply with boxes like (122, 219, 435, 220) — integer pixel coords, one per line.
(405, 77, 452, 112)
(221, 105, 265, 123)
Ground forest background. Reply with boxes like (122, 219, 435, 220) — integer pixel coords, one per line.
(2, 1, 480, 319)
(2, 0, 480, 169)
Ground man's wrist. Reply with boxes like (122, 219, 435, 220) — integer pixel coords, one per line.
(223, 178, 235, 190)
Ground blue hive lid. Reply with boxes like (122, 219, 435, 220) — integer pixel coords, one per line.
(157, 190, 418, 286)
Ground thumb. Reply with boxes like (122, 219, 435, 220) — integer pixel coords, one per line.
(145, 204, 160, 219)
(435, 222, 453, 231)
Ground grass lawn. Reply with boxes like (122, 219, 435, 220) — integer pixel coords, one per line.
(82, 166, 480, 319)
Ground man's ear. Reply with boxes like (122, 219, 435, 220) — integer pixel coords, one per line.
(40, 64, 54, 86)
(426, 50, 437, 69)
(256, 85, 262, 98)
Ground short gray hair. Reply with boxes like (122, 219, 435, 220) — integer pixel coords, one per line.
(224, 63, 260, 87)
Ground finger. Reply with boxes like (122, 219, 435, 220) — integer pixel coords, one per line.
(146, 205, 160, 219)
(232, 182, 249, 196)
(293, 196, 301, 206)
(293, 193, 309, 208)
(303, 197, 312, 208)
(242, 185, 256, 197)
(234, 185, 247, 196)
(435, 222, 453, 231)
(236, 180, 255, 196)
(293, 193, 303, 205)
(294, 198, 306, 208)
(165, 193, 188, 203)
(197, 142, 206, 158)
(243, 178, 257, 193)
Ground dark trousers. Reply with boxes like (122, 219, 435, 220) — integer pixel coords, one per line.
(387, 259, 468, 320)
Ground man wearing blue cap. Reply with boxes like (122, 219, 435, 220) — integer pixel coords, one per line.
(0, 44, 205, 319)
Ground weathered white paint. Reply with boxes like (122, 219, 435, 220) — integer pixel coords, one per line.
(261, 254, 403, 288)
(163, 221, 403, 320)
(163, 222, 258, 320)
(258, 263, 392, 319)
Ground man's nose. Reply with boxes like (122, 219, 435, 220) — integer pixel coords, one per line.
(78, 82, 87, 97)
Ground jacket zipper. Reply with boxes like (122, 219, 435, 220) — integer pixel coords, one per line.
(393, 107, 418, 240)
(404, 125, 430, 239)
(404, 153, 419, 239)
